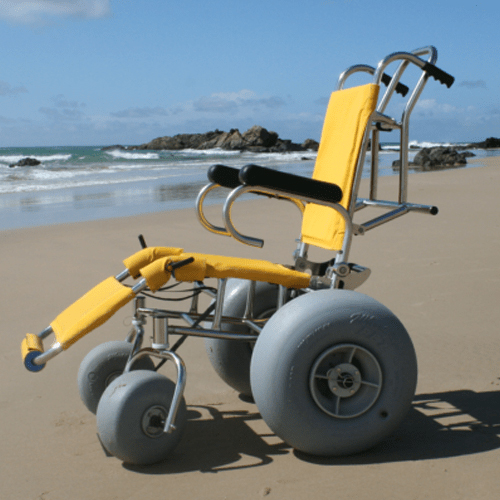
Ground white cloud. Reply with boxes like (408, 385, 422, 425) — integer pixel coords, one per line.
(0, 80, 28, 96)
(192, 90, 286, 114)
(459, 80, 487, 89)
(110, 106, 170, 119)
(415, 99, 457, 114)
(39, 93, 86, 121)
(0, 0, 111, 24)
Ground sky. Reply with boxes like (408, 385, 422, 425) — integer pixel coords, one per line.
(0, 0, 498, 147)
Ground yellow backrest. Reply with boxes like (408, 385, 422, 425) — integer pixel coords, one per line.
(301, 83, 379, 251)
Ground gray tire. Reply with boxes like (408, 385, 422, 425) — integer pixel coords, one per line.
(250, 289, 417, 456)
(77, 340, 155, 414)
(96, 370, 187, 465)
(205, 279, 279, 397)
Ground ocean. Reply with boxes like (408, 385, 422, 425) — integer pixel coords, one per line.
(1, 142, 498, 231)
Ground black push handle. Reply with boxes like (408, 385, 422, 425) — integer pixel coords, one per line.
(423, 62, 455, 88)
(381, 72, 409, 97)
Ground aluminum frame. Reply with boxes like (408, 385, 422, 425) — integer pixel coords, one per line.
(26, 48, 450, 441)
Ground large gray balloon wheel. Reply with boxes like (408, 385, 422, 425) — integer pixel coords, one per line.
(96, 370, 187, 465)
(250, 289, 418, 456)
(205, 279, 279, 397)
(77, 340, 155, 414)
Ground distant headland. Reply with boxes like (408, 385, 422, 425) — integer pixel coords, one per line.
(102, 125, 319, 153)
(102, 126, 500, 156)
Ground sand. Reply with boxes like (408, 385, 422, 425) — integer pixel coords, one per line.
(2, 157, 499, 499)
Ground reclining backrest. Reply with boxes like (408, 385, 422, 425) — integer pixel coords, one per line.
(301, 83, 379, 251)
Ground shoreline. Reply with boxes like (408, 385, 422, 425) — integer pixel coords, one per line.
(0, 155, 495, 232)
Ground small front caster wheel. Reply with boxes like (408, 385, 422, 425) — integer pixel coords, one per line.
(96, 370, 187, 465)
(78, 340, 155, 414)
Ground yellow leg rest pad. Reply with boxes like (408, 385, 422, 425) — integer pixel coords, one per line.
(50, 277, 136, 350)
(123, 246, 184, 278)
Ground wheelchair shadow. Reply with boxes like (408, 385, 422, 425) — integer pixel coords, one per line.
(297, 388, 500, 465)
(124, 404, 290, 474)
(124, 388, 500, 474)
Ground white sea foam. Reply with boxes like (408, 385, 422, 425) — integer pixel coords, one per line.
(0, 153, 71, 164)
(409, 140, 458, 149)
(0, 175, 157, 195)
(106, 150, 160, 160)
(30, 169, 82, 180)
(178, 148, 242, 156)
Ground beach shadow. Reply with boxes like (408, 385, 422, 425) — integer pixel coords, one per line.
(124, 404, 290, 475)
(124, 387, 500, 474)
(296, 388, 500, 465)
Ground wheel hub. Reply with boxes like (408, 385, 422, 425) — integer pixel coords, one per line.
(104, 371, 121, 388)
(309, 343, 383, 419)
(141, 406, 167, 438)
(326, 363, 362, 398)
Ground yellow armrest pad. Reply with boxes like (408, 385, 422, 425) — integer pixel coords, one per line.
(180, 253, 311, 289)
(123, 246, 184, 278)
(139, 253, 311, 290)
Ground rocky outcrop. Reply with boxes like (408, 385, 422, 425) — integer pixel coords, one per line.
(130, 126, 319, 153)
(101, 144, 127, 151)
(301, 138, 319, 151)
(9, 157, 41, 168)
(465, 137, 500, 149)
(392, 147, 474, 170)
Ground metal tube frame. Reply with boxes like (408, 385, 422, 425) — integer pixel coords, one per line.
(338, 46, 440, 233)
(196, 181, 305, 238)
(124, 347, 187, 434)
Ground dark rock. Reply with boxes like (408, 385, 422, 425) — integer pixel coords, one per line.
(241, 125, 278, 148)
(9, 157, 41, 168)
(465, 137, 500, 149)
(301, 138, 319, 151)
(216, 129, 247, 150)
(101, 145, 126, 151)
(392, 146, 470, 171)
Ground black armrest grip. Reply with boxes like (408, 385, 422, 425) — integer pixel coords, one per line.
(423, 62, 455, 88)
(239, 164, 343, 204)
(207, 164, 241, 188)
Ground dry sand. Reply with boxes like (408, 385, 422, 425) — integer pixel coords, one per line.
(2, 157, 499, 499)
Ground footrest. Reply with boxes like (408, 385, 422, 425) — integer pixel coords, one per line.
(21, 333, 45, 372)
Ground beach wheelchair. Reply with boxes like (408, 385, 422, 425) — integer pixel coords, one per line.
(21, 46, 454, 465)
